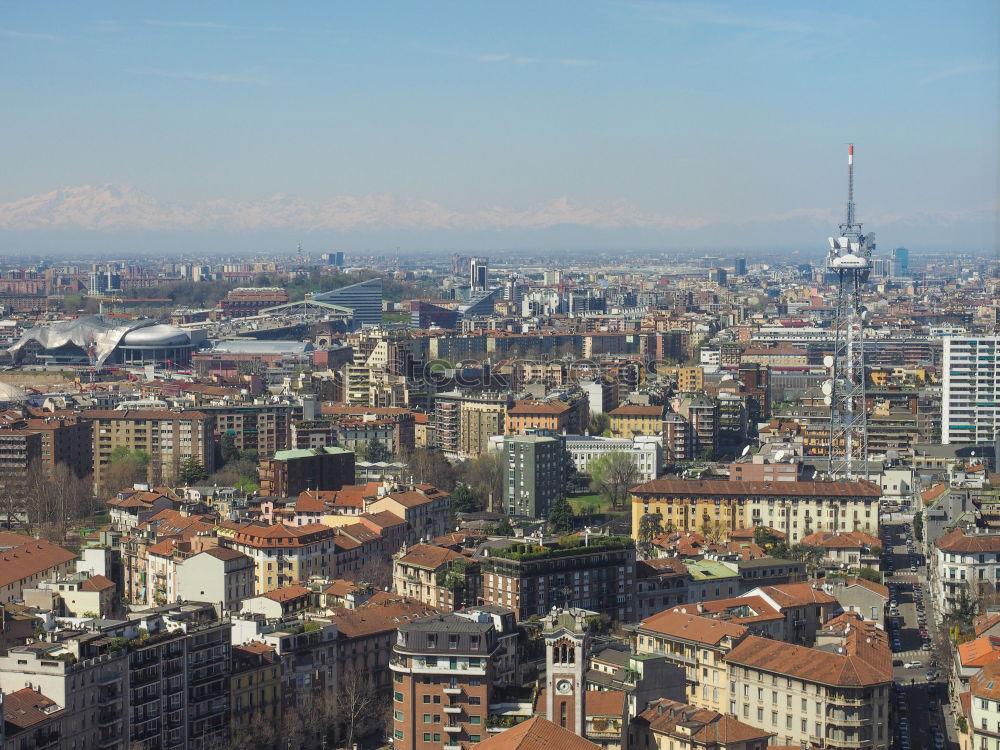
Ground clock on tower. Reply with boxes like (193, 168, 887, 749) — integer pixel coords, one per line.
(542, 607, 592, 737)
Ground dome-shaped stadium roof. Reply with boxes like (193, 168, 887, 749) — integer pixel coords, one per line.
(0, 382, 28, 403)
(120, 325, 191, 347)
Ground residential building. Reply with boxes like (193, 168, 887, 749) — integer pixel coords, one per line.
(230, 642, 282, 737)
(82, 409, 215, 490)
(474, 717, 600, 750)
(943, 336, 1000, 445)
(218, 287, 288, 317)
(392, 543, 464, 610)
(740, 582, 840, 645)
(257, 447, 355, 497)
(970, 658, 1000, 750)
(630, 698, 773, 750)
(630, 479, 882, 545)
(635, 611, 749, 713)
(724, 631, 893, 750)
(798, 530, 881, 569)
(661, 413, 694, 463)
(476, 535, 636, 622)
(0, 428, 41, 497)
(434, 390, 512, 458)
(0, 533, 77, 603)
(22, 415, 93, 480)
(828, 577, 890, 627)
(176, 547, 256, 615)
(23, 573, 117, 618)
(0, 641, 127, 750)
(366, 484, 451, 545)
(933, 528, 1000, 613)
(503, 433, 567, 519)
(390, 612, 500, 750)
(672, 394, 719, 459)
(203, 404, 298, 459)
(507, 399, 581, 436)
(221, 522, 335, 595)
(563, 435, 660, 482)
(608, 405, 664, 439)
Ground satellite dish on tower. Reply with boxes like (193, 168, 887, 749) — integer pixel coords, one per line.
(823, 355, 835, 368)
(822, 380, 834, 396)
(741, 445, 751, 457)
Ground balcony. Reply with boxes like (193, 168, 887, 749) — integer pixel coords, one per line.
(443, 687, 462, 695)
(443, 725, 462, 733)
(444, 744, 461, 750)
(444, 706, 462, 714)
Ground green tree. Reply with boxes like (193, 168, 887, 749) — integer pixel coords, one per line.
(219, 433, 240, 465)
(495, 515, 514, 536)
(459, 452, 505, 512)
(404, 448, 456, 491)
(563, 447, 582, 492)
(913, 511, 924, 543)
(637, 512, 664, 559)
(450, 483, 479, 514)
(588, 412, 611, 436)
(547, 495, 575, 535)
(858, 567, 881, 583)
(589, 451, 640, 509)
(178, 457, 210, 486)
(358, 440, 391, 463)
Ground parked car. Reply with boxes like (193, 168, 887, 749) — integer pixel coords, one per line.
(904, 660, 922, 668)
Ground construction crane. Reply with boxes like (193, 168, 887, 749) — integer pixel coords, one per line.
(825, 144, 875, 479)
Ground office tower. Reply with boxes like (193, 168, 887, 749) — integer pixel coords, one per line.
(890, 247, 909, 278)
(733, 257, 747, 275)
(503, 433, 566, 519)
(470, 258, 488, 291)
(870, 258, 890, 278)
(942, 336, 1000, 445)
(708, 267, 727, 285)
(310, 277, 383, 327)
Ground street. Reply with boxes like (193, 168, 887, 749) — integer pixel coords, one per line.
(883, 520, 953, 750)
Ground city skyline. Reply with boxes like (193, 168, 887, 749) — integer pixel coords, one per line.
(1, 1, 997, 252)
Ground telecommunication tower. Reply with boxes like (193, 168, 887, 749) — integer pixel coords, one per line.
(825, 144, 874, 479)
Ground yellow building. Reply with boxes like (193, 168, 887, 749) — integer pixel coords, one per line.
(608, 405, 665, 438)
(660, 366, 705, 392)
(221, 522, 335, 594)
(231, 642, 282, 734)
(631, 479, 882, 545)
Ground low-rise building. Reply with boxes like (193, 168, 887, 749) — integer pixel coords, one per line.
(221, 522, 335, 595)
(630, 698, 774, 750)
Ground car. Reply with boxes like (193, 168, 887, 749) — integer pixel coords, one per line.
(929, 697, 938, 710)
(890, 599, 898, 607)
(904, 660, 922, 668)
(893, 658, 904, 667)
(922, 643, 932, 651)
(926, 671, 937, 681)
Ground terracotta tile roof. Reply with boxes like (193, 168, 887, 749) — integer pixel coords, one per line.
(235, 641, 278, 657)
(327, 599, 443, 639)
(975, 613, 1000, 637)
(339, 522, 382, 543)
(922, 484, 949, 504)
(729, 526, 785, 540)
(935, 529, 1000, 554)
(358, 511, 405, 531)
(383, 487, 447, 508)
(634, 698, 773, 745)
(958, 637, 1000, 669)
(725, 634, 892, 687)
(636, 557, 688, 577)
(638, 611, 748, 646)
(971, 658, 1000, 700)
(608, 405, 664, 417)
(631, 479, 882, 498)
(799, 530, 880, 549)
(0, 539, 76, 590)
(2, 687, 64, 730)
(672, 595, 784, 624)
(396, 544, 461, 570)
(80, 575, 115, 592)
(322, 579, 364, 597)
(508, 399, 571, 416)
(756, 582, 837, 608)
(200, 546, 249, 562)
(295, 491, 327, 513)
(228, 522, 334, 548)
(474, 717, 599, 750)
(260, 584, 312, 604)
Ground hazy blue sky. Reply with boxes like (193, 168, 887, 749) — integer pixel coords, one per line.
(1, 1, 997, 253)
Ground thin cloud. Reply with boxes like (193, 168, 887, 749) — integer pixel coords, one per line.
(128, 68, 272, 86)
(143, 19, 285, 32)
(920, 62, 996, 85)
(0, 28, 58, 41)
(476, 53, 598, 67)
(632, 2, 814, 33)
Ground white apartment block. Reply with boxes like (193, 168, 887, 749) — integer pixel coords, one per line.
(943, 336, 1000, 445)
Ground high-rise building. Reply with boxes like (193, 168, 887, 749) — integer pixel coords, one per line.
(390, 613, 500, 750)
(310, 277, 383, 327)
(890, 247, 909, 278)
(470, 258, 488, 291)
(942, 336, 1000, 445)
(503, 433, 567, 519)
(708, 268, 727, 285)
(733, 258, 747, 275)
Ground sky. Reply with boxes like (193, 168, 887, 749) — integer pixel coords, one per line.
(0, 1, 997, 255)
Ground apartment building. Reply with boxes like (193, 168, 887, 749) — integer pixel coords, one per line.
(391, 613, 500, 750)
(933, 528, 1000, 613)
(23, 414, 93, 479)
(563, 435, 660, 482)
(0, 427, 41, 496)
(366, 484, 451, 545)
(257, 447, 355, 497)
(83, 409, 215, 489)
(630, 479, 882, 545)
(662, 413, 694, 463)
(433, 391, 512, 458)
(724, 631, 893, 750)
(608, 405, 664, 439)
(0, 642, 128, 750)
(230, 642, 282, 736)
(943, 336, 1000, 445)
(503, 433, 567, 519)
(203, 404, 298, 459)
(0, 532, 77, 602)
(630, 698, 773, 750)
(477, 535, 636, 622)
(221, 522, 335, 595)
(634, 610, 749, 714)
(970, 658, 1000, 750)
(392, 543, 464, 609)
(506, 398, 583, 436)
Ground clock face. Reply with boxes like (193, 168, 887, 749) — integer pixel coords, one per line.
(556, 679, 572, 695)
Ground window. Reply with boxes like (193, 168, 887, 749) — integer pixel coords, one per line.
(423, 714, 431, 723)
(423, 696, 430, 704)
(394, 711, 403, 721)
(423, 733, 431, 742)
(393, 730, 403, 740)
(470, 716, 481, 725)
(394, 692, 403, 702)
(470, 736, 481, 743)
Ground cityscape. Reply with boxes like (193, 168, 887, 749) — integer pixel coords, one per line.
(0, 4, 997, 750)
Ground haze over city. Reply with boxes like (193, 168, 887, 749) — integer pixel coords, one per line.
(1, 1, 997, 253)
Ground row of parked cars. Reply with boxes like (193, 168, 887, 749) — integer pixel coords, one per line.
(895, 681, 945, 750)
